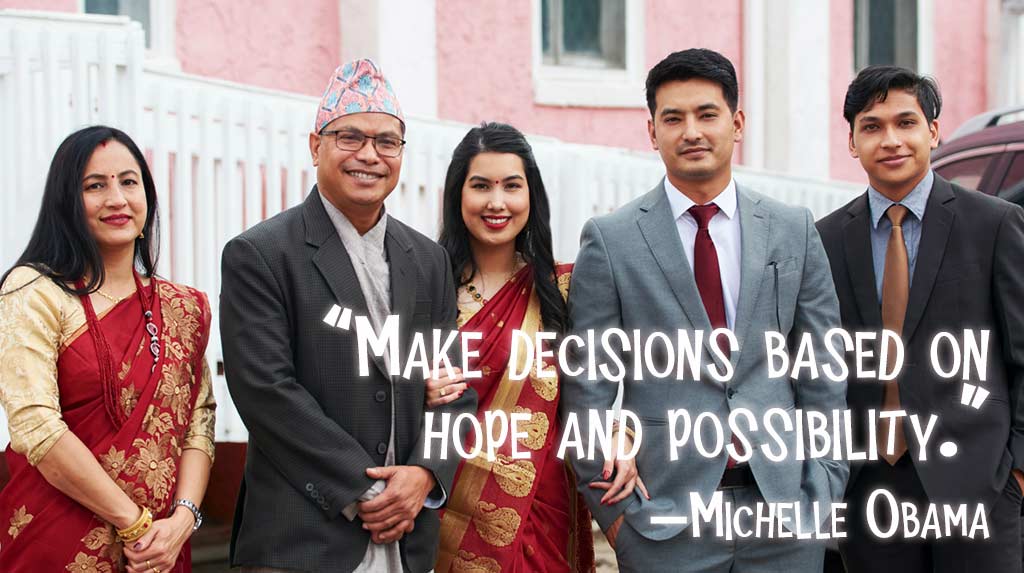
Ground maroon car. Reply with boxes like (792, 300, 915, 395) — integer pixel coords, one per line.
(932, 105, 1024, 206)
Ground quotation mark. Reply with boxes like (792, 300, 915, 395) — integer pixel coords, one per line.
(959, 383, 989, 410)
(323, 304, 352, 330)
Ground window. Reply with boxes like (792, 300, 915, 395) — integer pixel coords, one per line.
(854, 0, 918, 70)
(934, 154, 995, 191)
(542, 0, 626, 69)
(85, 0, 151, 47)
(997, 152, 1024, 198)
(82, 0, 177, 67)
(533, 0, 644, 108)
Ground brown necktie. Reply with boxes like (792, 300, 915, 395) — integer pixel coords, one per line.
(878, 204, 909, 465)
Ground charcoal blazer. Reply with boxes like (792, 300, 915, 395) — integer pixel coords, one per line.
(220, 188, 476, 572)
(816, 174, 1024, 508)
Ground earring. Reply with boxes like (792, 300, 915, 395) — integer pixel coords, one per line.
(138, 232, 145, 239)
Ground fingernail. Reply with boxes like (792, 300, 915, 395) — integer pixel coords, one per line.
(603, 470, 611, 480)
(134, 543, 142, 550)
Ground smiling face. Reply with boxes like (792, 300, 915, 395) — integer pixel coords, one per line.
(310, 112, 403, 220)
(849, 89, 939, 200)
(81, 140, 148, 254)
(460, 152, 530, 251)
(648, 78, 744, 195)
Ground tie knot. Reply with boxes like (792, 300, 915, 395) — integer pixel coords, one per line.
(886, 204, 909, 227)
(688, 203, 720, 229)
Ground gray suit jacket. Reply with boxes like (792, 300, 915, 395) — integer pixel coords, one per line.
(562, 181, 849, 541)
(221, 189, 476, 572)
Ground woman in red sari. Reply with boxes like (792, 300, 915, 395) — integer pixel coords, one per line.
(0, 126, 215, 572)
(429, 123, 644, 572)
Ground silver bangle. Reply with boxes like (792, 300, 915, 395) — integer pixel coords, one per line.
(171, 498, 203, 533)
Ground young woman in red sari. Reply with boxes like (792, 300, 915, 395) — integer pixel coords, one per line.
(0, 126, 216, 572)
(428, 123, 646, 572)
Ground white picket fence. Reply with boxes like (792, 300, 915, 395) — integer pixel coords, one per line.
(0, 11, 861, 445)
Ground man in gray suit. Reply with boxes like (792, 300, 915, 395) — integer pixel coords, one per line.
(563, 49, 848, 572)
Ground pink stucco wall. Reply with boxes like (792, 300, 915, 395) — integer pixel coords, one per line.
(175, 0, 339, 97)
(0, 0, 74, 11)
(829, 0, 864, 184)
(932, 0, 989, 140)
(436, 0, 742, 155)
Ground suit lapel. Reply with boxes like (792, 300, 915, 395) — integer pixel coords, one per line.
(902, 176, 955, 343)
(636, 183, 716, 354)
(304, 188, 391, 380)
(842, 193, 883, 328)
(731, 186, 769, 363)
(385, 218, 418, 355)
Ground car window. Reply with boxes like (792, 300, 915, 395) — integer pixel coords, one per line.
(934, 154, 995, 191)
(996, 153, 1024, 199)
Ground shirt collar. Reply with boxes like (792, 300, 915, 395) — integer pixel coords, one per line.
(664, 176, 738, 222)
(868, 169, 933, 229)
(319, 190, 388, 255)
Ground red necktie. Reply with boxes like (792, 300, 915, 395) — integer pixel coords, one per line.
(689, 204, 745, 467)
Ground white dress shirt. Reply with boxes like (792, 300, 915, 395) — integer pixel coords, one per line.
(663, 176, 742, 330)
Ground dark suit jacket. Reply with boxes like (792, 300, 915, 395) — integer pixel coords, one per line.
(220, 188, 476, 572)
(816, 174, 1024, 508)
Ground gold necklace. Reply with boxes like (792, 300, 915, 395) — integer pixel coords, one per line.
(466, 254, 523, 306)
(95, 288, 134, 305)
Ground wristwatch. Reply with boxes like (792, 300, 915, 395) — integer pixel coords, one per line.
(171, 498, 203, 533)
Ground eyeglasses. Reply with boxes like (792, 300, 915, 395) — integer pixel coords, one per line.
(320, 129, 406, 158)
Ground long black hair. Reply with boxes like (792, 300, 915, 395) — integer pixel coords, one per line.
(438, 122, 568, 335)
(1, 125, 160, 294)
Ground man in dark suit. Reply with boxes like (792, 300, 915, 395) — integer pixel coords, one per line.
(220, 59, 475, 572)
(817, 65, 1024, 572)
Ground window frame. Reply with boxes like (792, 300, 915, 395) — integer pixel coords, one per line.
(532, 0, 645, 108)
(932, 144, 1007, 193)
(853, 0, 925, 71)
(79, 0, 178, 69)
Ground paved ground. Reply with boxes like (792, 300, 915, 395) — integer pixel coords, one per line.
(191, 524, 619, 572)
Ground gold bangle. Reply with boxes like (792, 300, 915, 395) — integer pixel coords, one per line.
(116, 505, 153, 542)
(612, 421, 636, 440)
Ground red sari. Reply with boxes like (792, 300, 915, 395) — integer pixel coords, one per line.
(0, 278, 210, 572)
(436, 264, 595, 573)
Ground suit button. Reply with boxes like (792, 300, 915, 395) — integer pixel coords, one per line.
(321, 503, 330, 510)
(375, 390, 387, 402)
(317, 495, 326, 504)
(310, 489, 318, 498)
(305, 483, 314, 491)
(727, 388, 736, 399)
(377, 442, 387, 455)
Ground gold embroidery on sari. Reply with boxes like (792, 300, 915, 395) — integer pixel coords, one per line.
(159, 283, 201, 341)
(8, 505, 32, 539)
(557, 271, 571, 301)
(492, 454, 535, 498)
(513, 407, 549, 451)
(80, 524, 121, 561)
(528, 366, 557, 401)
(143, 405, 174, 435)
(99, 446, 127, 480)
(65, 551, 112, 572)
(473, 501, 520, 547)
(452, 549, 501, 573)
(127, 437, 177, 502)
(119, 385, 140, 416)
